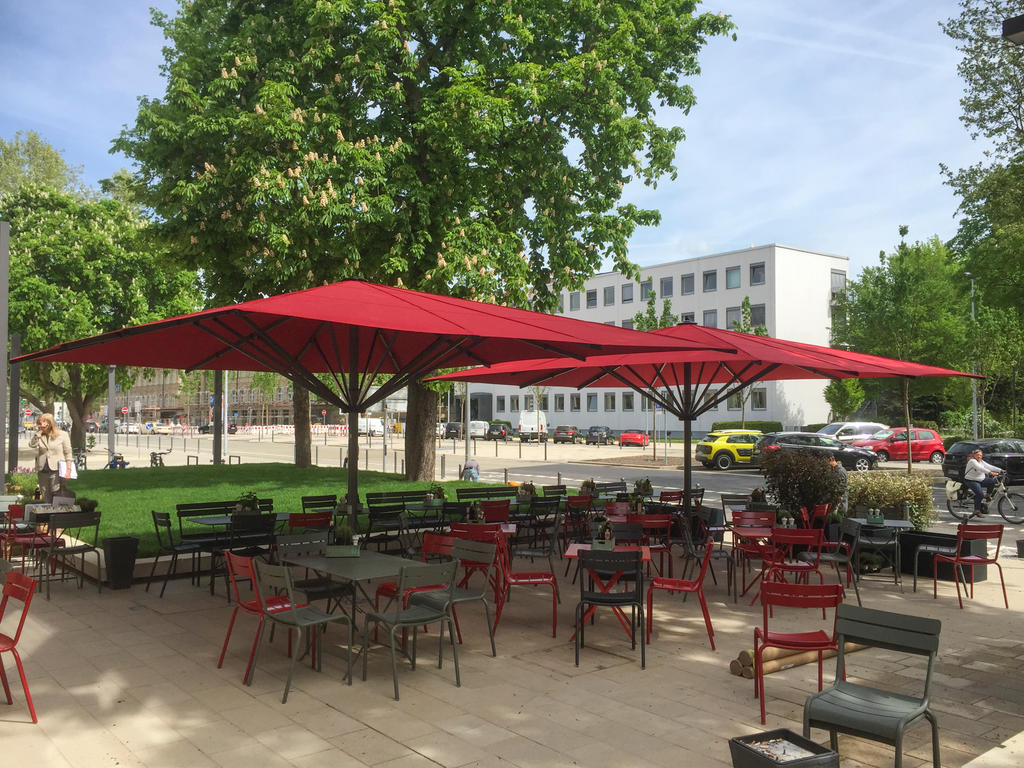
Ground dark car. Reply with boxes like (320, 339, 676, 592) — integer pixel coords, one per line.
(197, 423, 237, 434)
(553, 425, 583, 444)
(444, 422, 463, 439)
(485, 423, 509, 441)
(752, 431, 878, 472)
(942, 439, 1024, 486)
(585, 425, 615, 445)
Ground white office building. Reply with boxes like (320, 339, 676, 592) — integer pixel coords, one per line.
(466, 244, 848, 437)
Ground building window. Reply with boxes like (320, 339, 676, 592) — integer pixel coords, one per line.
(750, 303, 766, 328)
(586, 289, 597, 308)
(510, 395, 519, 411)
(726, 266, 741, 289)
(604, 393, 616, 411)
(751, 388, 767, 410)
(831, 270, 847, 295)
(525, 395, 534, 410)
(681, 273, 694, 295)
(680, 311, 695, 323)
(540, 395, 549, 410)
(726, 306, 742, 329)
(569, 291, 581, 311)
(570, 393, 581, 412)
(703, 309, 717, 328)
(726, 391, 742, 410)
(640, 394, 651, 411)
(621, 283, 634, 303)
(750, 262, 765, 285)
(621, 319, 634, 330)
(640, 279, 653, 299)
(622, 392, 634, 411)
(496, 396, 505, 413)
(554, 394, 564, 412)
(703, 270, 717, 292)
(586, 393, 598, 412)
(660, 276, 673, 297)
(603, 286, 615, 306)
(703, 388, 720, 409)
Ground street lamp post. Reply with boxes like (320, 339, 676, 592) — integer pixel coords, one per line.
(965, 271, 978, 439)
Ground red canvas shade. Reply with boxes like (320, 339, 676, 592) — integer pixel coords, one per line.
(433, 323, 977, 504)
(13, 279, 721, 505)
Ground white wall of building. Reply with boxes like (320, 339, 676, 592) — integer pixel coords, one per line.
(474, 243, 848, 436)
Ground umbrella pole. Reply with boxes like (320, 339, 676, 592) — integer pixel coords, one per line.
(347, 409, 359, 530)
(682, 364, 693, 511)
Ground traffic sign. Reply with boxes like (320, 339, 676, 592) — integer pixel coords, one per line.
(24, 409, 31, 416)
(121, 407, 128, 414)
(321, 410, 327, 416)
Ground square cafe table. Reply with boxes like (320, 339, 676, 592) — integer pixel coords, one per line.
(565, 543, 650, 640)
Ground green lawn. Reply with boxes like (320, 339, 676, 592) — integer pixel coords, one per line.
(71, 463, 484, 557)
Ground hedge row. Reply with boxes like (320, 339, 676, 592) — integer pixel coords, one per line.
(709, 420, 783, 433)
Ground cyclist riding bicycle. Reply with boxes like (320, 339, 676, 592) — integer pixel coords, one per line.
(964, 448, 1000, 517)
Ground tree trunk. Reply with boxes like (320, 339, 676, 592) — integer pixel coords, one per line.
(405, 380, 437, 481)
(65, 367, 93, 451)
(293, 384, 311, 467)
(903, 377, 912, 476)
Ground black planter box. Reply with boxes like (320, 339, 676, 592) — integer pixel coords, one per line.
(899, 531, 987, 582)
(103, 536, 139, 589)
(729, 728, 838, 767)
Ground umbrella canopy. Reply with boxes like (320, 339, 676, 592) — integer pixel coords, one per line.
(13, 279, 723, 506)
(433, 323, 977, 504)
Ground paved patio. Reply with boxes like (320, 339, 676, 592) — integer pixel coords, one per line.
(3, 537, 1023, 767)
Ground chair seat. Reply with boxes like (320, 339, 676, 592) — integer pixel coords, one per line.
(649, 576, 698, 593)
(940, 553, 992, 565)
(508, 571, 555, 585)
(757, 627, 833, 649)
(0, 631, 15, 650)
(297, 577, 354, 603)
(806, 680, 930, 742)
(370, 602, 449, 626)
(265, 603, 339, 628)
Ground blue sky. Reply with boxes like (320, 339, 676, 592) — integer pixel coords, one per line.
(0, 0, 983, 279)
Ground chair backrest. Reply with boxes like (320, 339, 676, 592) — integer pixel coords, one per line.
(566, 495, 593, 512)
(529, 497, 560, 516)
(578, 549, 643, 600)
(693, 535, 716, 584)
(732, 508, 776, 528)
(230, 512, 277, 534)
(719, 493, 751, 518)
(397, 560, 457, 597)
(253, 559, 297, 606)
(542, 484, 567, 498)
(301, 494, 337, 513)
(441, 501, 467, 524)
(802, 503, 830, 529)
(276, 531, 329, 560)
(611, 523, 644, 544)
(760, 581, 843, 635)
(452, 538, 497, 595)
(0, 571, 37, 646)
(49, 511, 101, 545)
(481, 499, 510, 523)
(450, 522, 502, 541)
(658, 490, 683, 505)
(421, 532, 455, 561)
(288, 510, 332, 532)
(604, 501, 630, 516)
(769, 527, 823, 565)
(151, 510, 172, 548)
(224, 552, 260, 608)
(956, 523, 1003, 559)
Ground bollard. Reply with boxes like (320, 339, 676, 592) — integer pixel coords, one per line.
(364, 448, 369, 467)
(518, 441, 522, 458)
(381, 450, 385, 472)
(504, 468, 509, 484)
(441, 454, 446, 478)
(401, 458, 405, 475)
(315, 446, 319, 465)
(340, 446, 344, 466)
(557, 471, 562, 486)
(495, 440, 498, 457)
(544, 440, 547, 461)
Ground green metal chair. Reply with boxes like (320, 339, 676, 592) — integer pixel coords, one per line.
(804, 604, 941, 768)
(252, 559, 353, 703)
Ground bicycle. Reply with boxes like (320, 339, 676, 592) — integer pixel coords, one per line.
(945, 471, 1024, 524)
(105, 450, 129, 470)
(73, 449, 88, 471)
(150, 448, 171, 467)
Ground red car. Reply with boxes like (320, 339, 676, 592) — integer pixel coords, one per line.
(851, 427, 945, 464)
(618, 430, 650, 447)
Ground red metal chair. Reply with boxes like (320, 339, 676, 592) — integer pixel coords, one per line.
(646, 535, 716, 648)
(631, 513, 674, 577)
(217, 553, 302, 684)
(562, 494, 593, 553)
(933, 523, 1009, 610)
(493, 532, 559, 637)
(754, 581, 844, 724)
(1, 505, 53, 574)
(480, 500, 510, 523)
(0, 571, 38, 723)
(731, 509, 776, 599)
(799, 504, 831, 530)
(287, 510, 333, 534)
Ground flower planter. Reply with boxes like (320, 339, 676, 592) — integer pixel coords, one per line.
(729, 728, 838, 767)
(899, 531, 987, 582)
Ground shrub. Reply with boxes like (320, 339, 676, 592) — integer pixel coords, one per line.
(847, 471, 936, 530)
(803, 423, 828, 433)
(761, 450, 845, 514)
(710, 420, 783, 433)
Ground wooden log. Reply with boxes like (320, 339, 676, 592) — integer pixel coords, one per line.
(758, 643, 865, 675)
(729, 659, 745, 676)
(738, 646, 804, 667)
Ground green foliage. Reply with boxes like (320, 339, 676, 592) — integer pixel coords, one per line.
(823, 379, 865, 421)
(235, 489, 260, 513)
(760, 449, 845, 514)
(633, 477, 653, 497)
(115, 1, 733, 309)
(632, 289, 677, 331)
(804, 423, 828, 433)
(427, 481, 446, 500)
(709, 420, 782, 432)
(333, 520, 354, 545)
(0, 130, 82, 197)
(940, 406, 1015, 438)
(847, 471, 936, 530)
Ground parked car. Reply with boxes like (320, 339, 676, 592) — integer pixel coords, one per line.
(469, 420, 489, 439)
(618, 429, 650, 447)
(752, 432, 878, 472)
(196, 423, 237, 434)
(696, 429, 763, 470)
(851, 427, 945, 464)
(942, 438, 1024, 486)
(816, 421, 889, 444)
(485, 423, 509, 440)
(116, 422, 141, 434)
(585, 425, 615, 445)
(553, 425, 583, 444)
(444, 422, 463, 439)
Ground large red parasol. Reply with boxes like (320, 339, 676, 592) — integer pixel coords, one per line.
(433, 323, 978, 505)
(13, 279, 724, 506)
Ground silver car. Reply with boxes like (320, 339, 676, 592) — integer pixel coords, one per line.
(817, 421, 888, 444)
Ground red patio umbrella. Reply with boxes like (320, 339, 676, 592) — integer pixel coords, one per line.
(13, 279, 723, 508)
(433, 323, 978, 506)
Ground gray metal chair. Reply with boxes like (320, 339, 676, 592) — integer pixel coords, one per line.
(41, 510, 102, 600)
(801, 517, 861, 606)
(252, 559, 353, 703)
(804, 604, 941, 768)
(362, 560, 460, 700)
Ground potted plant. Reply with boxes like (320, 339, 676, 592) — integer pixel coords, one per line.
(593, 520, 616, 549)
(633, 477, 653, 498)
(77, 497, 99, 514)
(517, 482, 536, 500)
(580, 479, 597, 497)
(329, 521, 360, 557)
(235, 490, 260, 514)
(427, 482, 446, 502)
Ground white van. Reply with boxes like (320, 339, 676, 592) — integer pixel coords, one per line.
(469, 420, 489, 439)
(358, 417, 385, 436)
(517, 411, 548, 442)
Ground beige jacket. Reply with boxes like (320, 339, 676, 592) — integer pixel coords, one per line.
(29, 431, 73, 472)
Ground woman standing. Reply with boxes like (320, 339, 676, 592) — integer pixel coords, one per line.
(29, 413, 73, 502)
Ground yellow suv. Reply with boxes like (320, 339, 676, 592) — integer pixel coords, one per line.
(696, 429, 763, 470)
